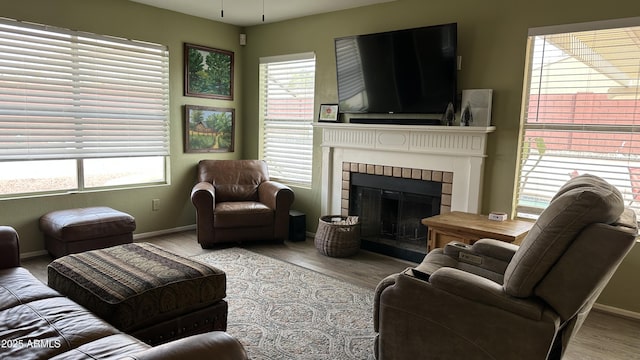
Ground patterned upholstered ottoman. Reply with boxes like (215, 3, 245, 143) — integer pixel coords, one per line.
(47, 243, 228, 345)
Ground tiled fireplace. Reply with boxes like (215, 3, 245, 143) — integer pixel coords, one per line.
(315, 122, 495, 259)
(341, 162, 453, 215)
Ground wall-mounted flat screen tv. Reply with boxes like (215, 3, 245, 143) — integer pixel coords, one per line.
(335, 23, 457, 114)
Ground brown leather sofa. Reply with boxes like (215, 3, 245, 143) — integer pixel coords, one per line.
(0, 226, 248, 360)
(191, 160, 294, 248)
(374, 174, 637, 360)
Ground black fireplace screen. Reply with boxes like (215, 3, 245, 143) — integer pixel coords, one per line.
(349, 173, 441, 262)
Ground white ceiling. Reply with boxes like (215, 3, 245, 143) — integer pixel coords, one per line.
(128, 0, 396, 27)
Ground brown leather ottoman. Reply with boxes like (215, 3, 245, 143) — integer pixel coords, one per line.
(47, 242, 228, 345)
(40, 206, 136, 258)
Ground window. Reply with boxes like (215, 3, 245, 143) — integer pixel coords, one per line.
(516, 18, 640, 218)
(0, 18, 169, 196)
(259, 53, 315, 187)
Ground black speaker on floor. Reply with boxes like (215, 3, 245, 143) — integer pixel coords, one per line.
(288, 210, 306, 242)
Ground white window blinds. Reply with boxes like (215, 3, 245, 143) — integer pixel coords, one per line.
(260, 53, 315, 186)
(516, 18, 640, 218)
(0, 18, 169, 161)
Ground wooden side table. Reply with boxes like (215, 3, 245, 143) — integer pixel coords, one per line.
(421, 211, 534, 252)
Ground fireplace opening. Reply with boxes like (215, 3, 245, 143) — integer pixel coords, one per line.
(349, 173, 441, 262)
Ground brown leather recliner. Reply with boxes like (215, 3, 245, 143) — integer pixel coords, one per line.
(374, 174, 637, 360)
(191, 160, 294, 248)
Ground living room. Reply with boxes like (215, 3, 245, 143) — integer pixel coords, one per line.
(0, 0, 639, 358)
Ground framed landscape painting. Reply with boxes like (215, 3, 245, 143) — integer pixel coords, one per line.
(184, 43, 234, 100)
(184, 105, 235, 153)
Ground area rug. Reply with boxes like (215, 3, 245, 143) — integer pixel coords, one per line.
(194, 248, 376, 360)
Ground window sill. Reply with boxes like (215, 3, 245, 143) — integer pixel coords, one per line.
(0, 182, 170, 201)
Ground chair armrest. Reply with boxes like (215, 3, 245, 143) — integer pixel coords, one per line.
(438, 239, 519, 279)
(258, 180, 294, 210)
(373, 272, 403, 332)
(191, 181, 216, 209)
(470, 239, 519, 260)
(123, 332, 247, 360)
(259, 181, 294, 241)
(430, 267, 545, 320)
(191, 182, 216, 245)
(443, 239, 519, 262)
(0, 226, 20, 268)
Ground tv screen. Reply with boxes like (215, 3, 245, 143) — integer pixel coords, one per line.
(335, 23, 457, 115)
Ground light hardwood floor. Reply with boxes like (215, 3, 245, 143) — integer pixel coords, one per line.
(22, 230, 640, 360)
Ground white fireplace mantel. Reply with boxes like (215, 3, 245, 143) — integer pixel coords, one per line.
(314, 122, 496, 215)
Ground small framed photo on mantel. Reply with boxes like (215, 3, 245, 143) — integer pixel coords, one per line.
(318, 104, 340, 122)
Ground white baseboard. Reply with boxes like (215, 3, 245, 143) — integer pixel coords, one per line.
(19, 225, 197, 260)
(20, 249, 48, 260)
(593, 302, 640, 320)
(133, 224, 196, 240)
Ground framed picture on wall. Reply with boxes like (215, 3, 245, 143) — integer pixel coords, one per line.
(318, 104, 339, 122)
(184, 105, 235, 153)
(184, 43, 234, 100)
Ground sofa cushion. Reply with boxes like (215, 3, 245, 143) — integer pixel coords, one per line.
(504, 174, 624, 297)
(0, 268, 61, 311)
(0, 298, 128, 359)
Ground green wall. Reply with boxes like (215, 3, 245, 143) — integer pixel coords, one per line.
(240, 0, 640, 313)
(0, 0, 244, 253)
(0, 0, 638, 313)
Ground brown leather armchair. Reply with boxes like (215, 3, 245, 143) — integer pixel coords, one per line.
(374, 174, 637, 360)
(191, 160, 294, 248)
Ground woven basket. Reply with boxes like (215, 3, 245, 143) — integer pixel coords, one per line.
(314, 215, 361, 257)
